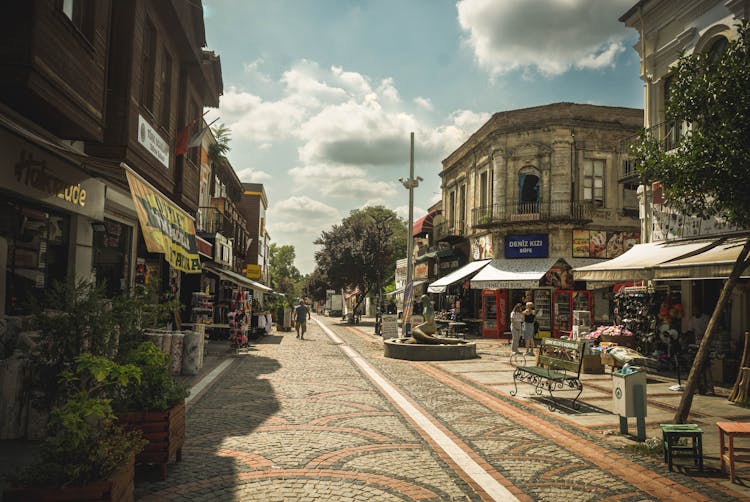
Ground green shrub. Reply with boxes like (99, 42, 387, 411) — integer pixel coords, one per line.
(11, 354, 146, 487)
(112, 342, 189, 412)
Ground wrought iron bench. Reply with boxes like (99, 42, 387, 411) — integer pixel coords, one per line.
(510, 338, 586, 411)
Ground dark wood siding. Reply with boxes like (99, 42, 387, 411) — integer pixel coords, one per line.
(0, 0, 111, 140)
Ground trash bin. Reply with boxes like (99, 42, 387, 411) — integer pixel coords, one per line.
(612, 366, 647, 417)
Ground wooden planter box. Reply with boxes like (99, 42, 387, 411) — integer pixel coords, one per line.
(4, 455, 134, 502)
(116, 402, 185, 480)
(582, 354, 604, 374)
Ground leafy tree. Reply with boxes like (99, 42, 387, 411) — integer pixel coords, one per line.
(303, 268, 330, 304)
(313, 206, 406, 312)
(632, 21, 750, 423)
(208, 123, 231, 162)
(269, 243, 302, 302)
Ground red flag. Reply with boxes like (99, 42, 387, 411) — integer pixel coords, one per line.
(175, 112, 208, 156)
(175, 123, 191, 156)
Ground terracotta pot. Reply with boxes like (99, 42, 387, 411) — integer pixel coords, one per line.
(116, 401, 185, 480)
(4, 455, 135, 502)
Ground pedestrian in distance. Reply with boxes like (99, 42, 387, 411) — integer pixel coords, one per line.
(522, 301, 536, 356)
(295, 299, 311, 339)
(510, 303, 523, 354)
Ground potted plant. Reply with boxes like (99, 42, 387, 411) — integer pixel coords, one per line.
(4, 354, 146, 502)
(112, 341, 189, 480)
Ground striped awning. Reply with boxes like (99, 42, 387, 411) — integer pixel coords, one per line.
(413, 210, 440, 236)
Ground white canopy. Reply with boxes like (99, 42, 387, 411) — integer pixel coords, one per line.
(572, 239, 716, 282)
(654, 237, 750, 280)
(470, 257, 562, 289)
(427, 259, 491, 293)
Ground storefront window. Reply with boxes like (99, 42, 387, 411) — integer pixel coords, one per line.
(1, 202, 69, 315)
(93, 219, 132, 297)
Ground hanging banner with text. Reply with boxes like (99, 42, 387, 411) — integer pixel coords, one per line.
(125, 166, 201, 273)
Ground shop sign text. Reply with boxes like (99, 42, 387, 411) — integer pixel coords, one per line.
(505, 234, 548, 258)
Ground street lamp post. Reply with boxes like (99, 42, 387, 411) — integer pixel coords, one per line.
(399, 132, 422, 336)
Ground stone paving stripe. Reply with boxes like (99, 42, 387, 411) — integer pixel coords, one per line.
(316, 320, 520, 502)
(420, 363, 719, 502)
(186, 358, 235, 407)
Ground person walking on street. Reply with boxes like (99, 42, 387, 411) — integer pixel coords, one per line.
(295, 299, 311, 339)
(510, 303, 523, 354)
(522, 302, 536, 356)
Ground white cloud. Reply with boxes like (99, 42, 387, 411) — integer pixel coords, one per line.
(217, 60, 489, 171)
(288, 163, 398, 200)
(212, 59, 494, 274)
(394, 205, 428, 222)
(273, 195, 341, 226)
(376, 78, 401, 104)
(456, 0, 634, 78)
(243, 58, 272, 84)
(235, 167, 272, 182)
(414, 96, 434, 111)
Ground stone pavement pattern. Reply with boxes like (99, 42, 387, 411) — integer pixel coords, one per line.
(134, 317, 750, 501)
(137, 320, 474, 501)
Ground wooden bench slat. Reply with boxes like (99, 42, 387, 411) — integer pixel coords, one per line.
(510, 338, 586, 411)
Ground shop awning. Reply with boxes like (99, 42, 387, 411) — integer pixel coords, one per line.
(203, 263, 272, 292)
(470, 257, 562, 289)
(386, 279, 427, 296)
(654, 236, 750, 280)
(124, 165, 201, 274)
(427, 259, 491, 293)
(572, 239, 716, 282)
(413, 210, 439, 236)
(415, 247, 454, 263)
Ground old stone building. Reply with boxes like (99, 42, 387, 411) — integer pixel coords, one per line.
(430, 103, 643, 337)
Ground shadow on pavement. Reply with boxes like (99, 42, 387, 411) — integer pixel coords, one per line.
(135, 350, 281, 498)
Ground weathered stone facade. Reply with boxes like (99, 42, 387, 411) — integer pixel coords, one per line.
(438, 102, 643, 263)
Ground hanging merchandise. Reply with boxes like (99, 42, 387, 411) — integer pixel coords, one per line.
(228, 309, 248, 351)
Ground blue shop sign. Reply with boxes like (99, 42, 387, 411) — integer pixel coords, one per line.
(505, 234, 548, 258)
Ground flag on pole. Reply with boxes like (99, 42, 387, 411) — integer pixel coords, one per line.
(188, 117, 220, 149)
(175, 112, 209, 156)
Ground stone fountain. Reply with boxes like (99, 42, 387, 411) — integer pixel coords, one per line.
(384, 295, 477, 361)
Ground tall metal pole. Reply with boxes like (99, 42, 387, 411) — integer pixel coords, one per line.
(406, 132, 414, 289)
(404, 132, 415, 336)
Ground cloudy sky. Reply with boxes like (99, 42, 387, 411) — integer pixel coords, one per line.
(202, 0, 643, 275)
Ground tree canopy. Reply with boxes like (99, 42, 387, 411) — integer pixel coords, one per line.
(268, 243, 302, 302)
(634, 21, 750, 225)
(311, 206, 406, 307)
(633, 21, 750, 423)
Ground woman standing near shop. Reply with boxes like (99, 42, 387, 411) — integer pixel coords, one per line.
(510, 303, 523, 354)
(522, 302, 536, 356)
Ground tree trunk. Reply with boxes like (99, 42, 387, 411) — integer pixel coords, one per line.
(673, 238, 750, 424)
(728, 332, 750, 402)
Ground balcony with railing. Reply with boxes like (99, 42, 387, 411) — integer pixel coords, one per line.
(472, 200, 592, 228)
(196, 206, 233, 236)
(434, 219, 466, 241)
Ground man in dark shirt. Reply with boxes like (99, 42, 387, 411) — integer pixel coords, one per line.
(295, 299, 311, 339)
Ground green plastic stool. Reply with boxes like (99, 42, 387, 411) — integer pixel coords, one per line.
(660, 423, 704, 472)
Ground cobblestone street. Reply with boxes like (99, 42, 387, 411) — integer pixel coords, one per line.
(134, 318, 750, 501)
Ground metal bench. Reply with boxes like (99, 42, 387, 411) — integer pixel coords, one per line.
(510, 338, 585, 411)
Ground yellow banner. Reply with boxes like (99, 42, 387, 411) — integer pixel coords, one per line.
(125, 167, 201, 274)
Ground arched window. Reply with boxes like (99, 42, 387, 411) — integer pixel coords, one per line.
(518, 168, 540, 213)
(706, 36, 728, 65)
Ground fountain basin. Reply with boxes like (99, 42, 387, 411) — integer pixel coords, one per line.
(384, 337, 477, 361)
